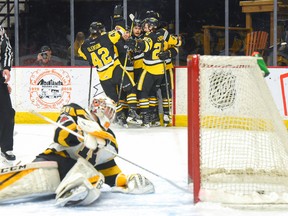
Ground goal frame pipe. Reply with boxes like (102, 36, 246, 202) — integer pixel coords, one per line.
(187, 54, 201, 203)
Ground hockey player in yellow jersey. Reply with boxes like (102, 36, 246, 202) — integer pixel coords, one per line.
(158, 44, 181, 126)
(0, 95, 154, 206)
(131, 18, 144, 86)
(120, 18, 145, 126)
(143, 10, 181, 127)
(78, 18, 139, 128)
(114, 23, 142, 127)
(127, 17, 161, 127)
(125, 15, 181, 127)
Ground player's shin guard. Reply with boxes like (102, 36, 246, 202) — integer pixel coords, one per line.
(0, 161, 60, 202)
(139, 98, 151, 127)
(149, 97, 160, 127)
(126, 93, 138, 109)
(162, 98, 172, 126)
(162, 98, 172, 115)
(116, 104, 128, 128)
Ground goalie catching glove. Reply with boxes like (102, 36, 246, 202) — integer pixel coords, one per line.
(77, 117, 115, 150)
(112, 173, 155, 194)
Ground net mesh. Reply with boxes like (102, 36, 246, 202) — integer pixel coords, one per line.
(198, 56, 288, 204)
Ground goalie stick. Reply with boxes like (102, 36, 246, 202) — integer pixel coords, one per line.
(30, 110, 189, 193)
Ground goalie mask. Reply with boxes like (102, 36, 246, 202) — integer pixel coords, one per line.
(89, 96, 116, 130)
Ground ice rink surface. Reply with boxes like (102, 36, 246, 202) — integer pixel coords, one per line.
(1, 124, 288, 216)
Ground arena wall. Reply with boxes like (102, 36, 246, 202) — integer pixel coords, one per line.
(10, 66, 288, 127)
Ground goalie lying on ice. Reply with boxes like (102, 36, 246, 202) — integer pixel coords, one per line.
(0, 95, 155, 206)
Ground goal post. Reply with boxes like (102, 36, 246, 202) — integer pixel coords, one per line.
(187, 54, 288, 205)
(187, 55, 201, 203)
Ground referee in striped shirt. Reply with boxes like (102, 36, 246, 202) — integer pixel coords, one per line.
(0, 25, 15, 163)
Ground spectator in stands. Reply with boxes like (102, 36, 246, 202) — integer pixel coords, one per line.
(33, 45, 58, 66)
(67, 32, 88, 65)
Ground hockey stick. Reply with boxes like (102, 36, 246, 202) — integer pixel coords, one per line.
(163, 58, 171, 120)
(117, 13, 135, 103)
(88, 65, 93, 107)
(30, 110, 189, 193)
(161, 41, 172, 125)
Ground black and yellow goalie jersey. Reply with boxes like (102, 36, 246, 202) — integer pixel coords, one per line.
(41, 103, 118, 163)
(37, 103, 123, 186)
(53, 103, 91, 147)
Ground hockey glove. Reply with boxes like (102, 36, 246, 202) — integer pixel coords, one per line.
(125, 39, 137, 51)
(158, 50, 171, 60)
(113, 5, 125, 28)
(113, 5, 123, 18)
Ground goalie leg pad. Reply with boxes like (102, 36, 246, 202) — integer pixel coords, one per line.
(55, 157, 104, 206)
(55, 174, 103, 207)
(0, 161, 60, 202)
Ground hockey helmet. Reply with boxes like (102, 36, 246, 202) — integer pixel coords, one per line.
(145, 10, 161, 20)
(89, 22, 106, 34)
(133, 19, 142, 28)
(89, 95, 116, 130)
(142, 17, 158, 30)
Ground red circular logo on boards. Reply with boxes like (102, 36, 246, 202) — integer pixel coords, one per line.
(30, 69, 72, 109)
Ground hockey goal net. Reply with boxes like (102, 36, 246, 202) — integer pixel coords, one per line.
(187, 55, 288, 205)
